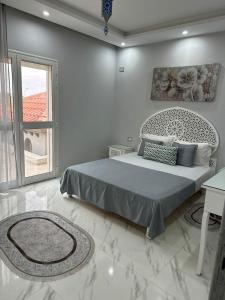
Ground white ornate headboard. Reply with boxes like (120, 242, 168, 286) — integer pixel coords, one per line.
(140, 107, 219, 159)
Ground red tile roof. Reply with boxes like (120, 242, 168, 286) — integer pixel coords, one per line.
(0, 92, 47, 122)
(23, 92, 48, 122)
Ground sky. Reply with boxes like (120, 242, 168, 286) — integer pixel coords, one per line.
(22, 66, 47, 97)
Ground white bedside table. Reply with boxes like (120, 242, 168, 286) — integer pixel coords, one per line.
(108, 145, 134, 158)
(196, 169, 225, 275)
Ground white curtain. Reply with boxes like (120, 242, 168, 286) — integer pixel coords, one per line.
(0, 4, 17, 190)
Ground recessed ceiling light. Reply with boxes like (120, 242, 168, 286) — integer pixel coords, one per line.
(121, 42, 126, 47)
(43, 11, 50, 17)
(108, 267, 114, 276)
(182, 30, 188, 35)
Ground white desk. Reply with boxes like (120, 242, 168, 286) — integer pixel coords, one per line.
(196, 169, 225, 275)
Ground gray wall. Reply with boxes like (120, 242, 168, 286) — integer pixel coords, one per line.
(6, 7, 117, 174)
(7, 6, 225, 171)
(113, 32, 225, 169)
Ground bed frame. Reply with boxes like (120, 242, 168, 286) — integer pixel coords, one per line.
(140, 107, 219, 239)
(64, 107, 220, 240)
(140, 106, 219, 168)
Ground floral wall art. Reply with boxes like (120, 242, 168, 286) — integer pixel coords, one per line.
(151, 63, 221, 102)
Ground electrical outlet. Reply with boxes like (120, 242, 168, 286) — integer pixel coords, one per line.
(119, 66, 125, 72)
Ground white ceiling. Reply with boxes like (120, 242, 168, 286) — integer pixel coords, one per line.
(61, 0, 225, 32)
(3, 0, 225, 47)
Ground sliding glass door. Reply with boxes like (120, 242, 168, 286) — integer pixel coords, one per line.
(10, 52, 59, 186)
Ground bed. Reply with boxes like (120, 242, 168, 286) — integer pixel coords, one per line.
(60, 107, 219, 239)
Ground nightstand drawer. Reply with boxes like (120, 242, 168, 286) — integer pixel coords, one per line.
(109, 149, 122, 157)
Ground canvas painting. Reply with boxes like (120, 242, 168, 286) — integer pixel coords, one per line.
(151, 63, 221, 102)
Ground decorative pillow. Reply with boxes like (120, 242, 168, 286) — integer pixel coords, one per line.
(138, 138, 163, 156)
(143, 142, 178, 166)
(141, 134, 175, 146)
(175, 140, 212, 166)
(173, 142, 198, 167)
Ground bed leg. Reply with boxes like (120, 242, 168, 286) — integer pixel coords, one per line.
(146, 227, 152, 240)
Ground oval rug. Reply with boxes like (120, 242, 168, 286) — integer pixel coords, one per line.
(184, 203, 220, 231)
(0, 211, 94, 281)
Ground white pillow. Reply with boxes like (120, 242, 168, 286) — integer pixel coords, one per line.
(175, 140, 212, 166)
(141, 134, 175, 146)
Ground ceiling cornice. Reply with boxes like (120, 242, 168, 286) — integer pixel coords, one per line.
(35, 0, 123, 35)
(126, 9, 225, 36)
(3, 0, 225, 48)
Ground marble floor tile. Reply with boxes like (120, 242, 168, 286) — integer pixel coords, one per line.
(152, 235, 218, 300)
(139, 283, 179, 300)
(71, 197, 207, 281)
(0, 179, 219, 300)
(0, 261, 46, 300)
(25, 286, 63, 300)
(49, 248, 176, 300)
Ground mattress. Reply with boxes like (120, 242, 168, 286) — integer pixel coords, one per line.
(60, 158, 196, 238)
(112, 152, 215, 191)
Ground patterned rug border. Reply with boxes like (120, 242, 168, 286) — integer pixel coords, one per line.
(183, 203, 220, 231)
(0, 210, 95, 282)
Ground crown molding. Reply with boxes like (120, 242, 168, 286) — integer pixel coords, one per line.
(3, 0, 225, 48)
(35, 0, 123, 35)
(125, 9, 225, 36)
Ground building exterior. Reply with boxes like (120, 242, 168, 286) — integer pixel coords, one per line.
(23, 92, 48, 156)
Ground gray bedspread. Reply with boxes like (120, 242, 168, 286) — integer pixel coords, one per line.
(60, 159, 195, 238)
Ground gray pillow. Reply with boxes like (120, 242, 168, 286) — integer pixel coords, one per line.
(143, 142, 178, 166)
(173, 142, 198, 167)
(138, 139, 163, 156)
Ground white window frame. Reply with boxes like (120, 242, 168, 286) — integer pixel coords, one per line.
(9, 50, 59, 186)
